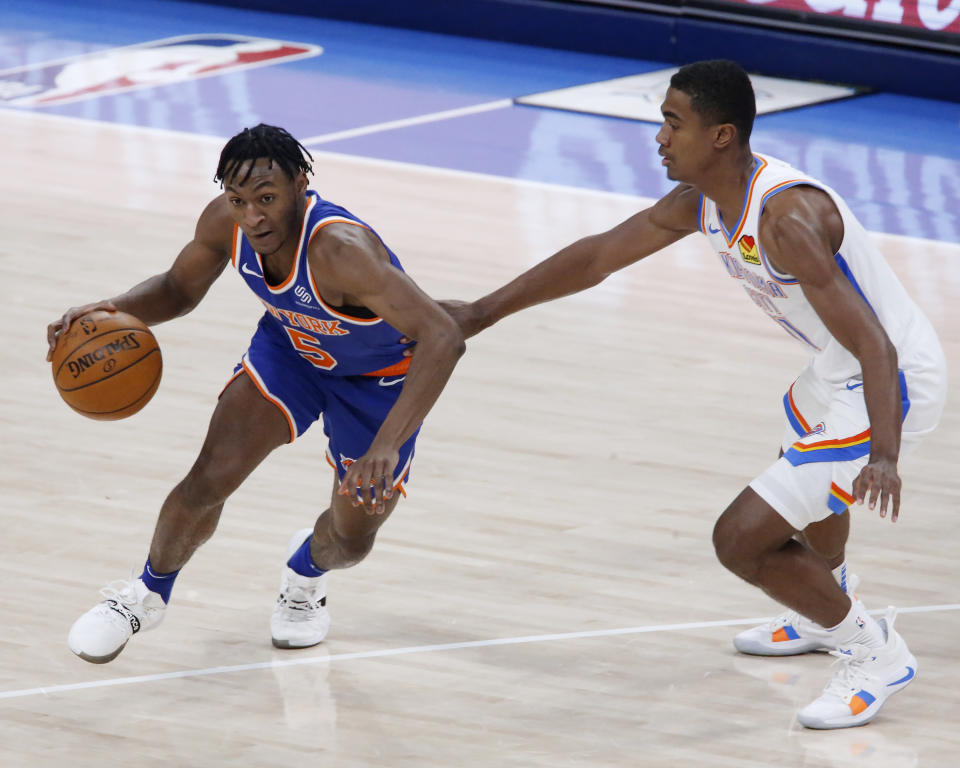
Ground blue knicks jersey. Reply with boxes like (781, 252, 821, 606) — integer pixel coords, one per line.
(230, 191, 411, 377)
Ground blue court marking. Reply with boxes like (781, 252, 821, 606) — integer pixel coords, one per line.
(2, 0, 959, 242)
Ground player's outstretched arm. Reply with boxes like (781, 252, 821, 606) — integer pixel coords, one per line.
(46, 197, 233, 360)
(447, 185, 700, 338)
(760, 187, 904, 520)
(309, 224, 466, 513)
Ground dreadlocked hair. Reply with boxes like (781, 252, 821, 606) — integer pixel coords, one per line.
(215, 124, 314, 186)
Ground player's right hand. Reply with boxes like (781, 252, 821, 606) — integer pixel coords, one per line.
(46, 301, 118, 361)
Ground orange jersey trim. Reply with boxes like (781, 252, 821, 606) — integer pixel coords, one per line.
(241, 359, 296, 443)
(262, 195, 317, 293)
(786, 383, 812, 434)
(231, 223, 240, 269)
(722, 155, 768, 247)
(363, 358, 411, 377)
(792, 429, 871, 452)
(830, 483, 856, 506)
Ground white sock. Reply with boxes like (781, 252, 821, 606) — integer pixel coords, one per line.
(828, 596, 884, 649)
(831, 562, 851, 594)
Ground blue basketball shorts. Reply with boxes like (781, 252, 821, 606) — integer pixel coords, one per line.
(222, 321, 418, 494)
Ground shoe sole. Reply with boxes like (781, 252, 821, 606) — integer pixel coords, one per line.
(72, 641, 128, 664)
(271, 637, 324, 650)
(733, 638, 832, 656)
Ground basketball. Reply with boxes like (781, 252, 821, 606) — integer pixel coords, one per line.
(51, 310, 162, 420)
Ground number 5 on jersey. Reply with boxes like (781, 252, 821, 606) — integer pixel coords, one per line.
(283, 327, 338, 370)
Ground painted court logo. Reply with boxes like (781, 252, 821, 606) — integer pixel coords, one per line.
(0, 34, 322, 107)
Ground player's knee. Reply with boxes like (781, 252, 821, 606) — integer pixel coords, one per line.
(712, 514, 761, 581)
(331, 529, 376, 567)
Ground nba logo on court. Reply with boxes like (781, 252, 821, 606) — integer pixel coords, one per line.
(0, 34, 322, 107)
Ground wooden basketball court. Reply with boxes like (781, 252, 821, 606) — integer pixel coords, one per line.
(1, 112, 958, 767)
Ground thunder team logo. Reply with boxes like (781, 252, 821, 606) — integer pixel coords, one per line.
(0, 34, 322, 107)
(738, 234, 761, 265)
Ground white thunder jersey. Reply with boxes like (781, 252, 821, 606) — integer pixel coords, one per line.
(698, 153, 941, 385)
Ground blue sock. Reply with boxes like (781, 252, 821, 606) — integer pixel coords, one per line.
(287, 534, 327, 577)
(140, 558, 180, 603)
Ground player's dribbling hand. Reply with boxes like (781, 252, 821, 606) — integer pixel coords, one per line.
(337, 444, 401, 515)
(46, 300, 118, 361)
(853, 457, 902, 522)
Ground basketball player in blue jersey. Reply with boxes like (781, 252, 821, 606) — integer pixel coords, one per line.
(46, 124, 465, 661)
(432, 61, 946, 729)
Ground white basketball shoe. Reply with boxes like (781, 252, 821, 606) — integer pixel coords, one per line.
(68, 577, 166, 663)
(270, 528, 331, 649)
(733, 574, 860, 656)
(798, 607, 917, 729)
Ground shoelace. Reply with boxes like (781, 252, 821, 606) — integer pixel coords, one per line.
(277, 583, 324, 620)
(99, 577, 139, 606)
(766, 610, 801, 631)
(822, 644, 878, 697)
(277, 597, 323, 620)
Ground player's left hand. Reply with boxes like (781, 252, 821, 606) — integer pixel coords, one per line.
(853, 457, 901, 521)
(337, 444, 400, 514)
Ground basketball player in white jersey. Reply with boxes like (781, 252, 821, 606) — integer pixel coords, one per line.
(433, 60, 946, 729)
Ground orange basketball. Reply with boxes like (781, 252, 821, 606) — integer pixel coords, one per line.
(51, 310, 162, 420)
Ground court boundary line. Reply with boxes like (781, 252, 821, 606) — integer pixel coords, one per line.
(0, 107, 649, 206)
(299, 99, 513, 145)
(2, 603, 958, 701)
(2, 108, 959, 248)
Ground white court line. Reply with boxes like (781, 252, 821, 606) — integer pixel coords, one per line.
(299, 99, 513, 145)
(2, 603, 958, 701)
(2, 107, 959, 245)
(0, 107, 648, 206)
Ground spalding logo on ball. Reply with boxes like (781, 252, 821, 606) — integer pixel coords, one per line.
(51, 310, 162, 420)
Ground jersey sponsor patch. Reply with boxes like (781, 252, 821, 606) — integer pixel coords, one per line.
(738, 234, 761, 265)
(0, 34, 322, 107)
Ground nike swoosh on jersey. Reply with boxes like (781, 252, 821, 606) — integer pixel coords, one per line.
(845, 380, 864, 390)
(378, 376, 406, 387)
(708, 224, 721, 234)
(241, 262, 263, 278)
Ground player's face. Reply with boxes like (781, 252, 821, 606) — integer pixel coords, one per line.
(224, 159, 307, 256)
(655, 88, 716, 183)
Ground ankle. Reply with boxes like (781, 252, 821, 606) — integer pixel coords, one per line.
(828, 597, 884, 648)
(140, 559, 180, 604)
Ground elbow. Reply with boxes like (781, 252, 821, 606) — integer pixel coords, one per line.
(436, 315, 466, 360)
(446, 324, 467, 360)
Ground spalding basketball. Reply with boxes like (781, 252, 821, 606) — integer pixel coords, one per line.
(51, 310, 162, 420)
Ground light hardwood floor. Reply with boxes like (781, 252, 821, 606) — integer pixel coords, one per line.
(1, 112, 958, 767)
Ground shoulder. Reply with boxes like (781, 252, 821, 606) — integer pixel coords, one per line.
(194, 195, 236, 254)
(310, 219, 382, 260)
(762, 184, 835, 220)
(760, 185, 841, 247)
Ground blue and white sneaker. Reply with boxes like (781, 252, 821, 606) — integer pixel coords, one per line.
(797, 607, 917, 729)
(733, 574, 859, 656)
